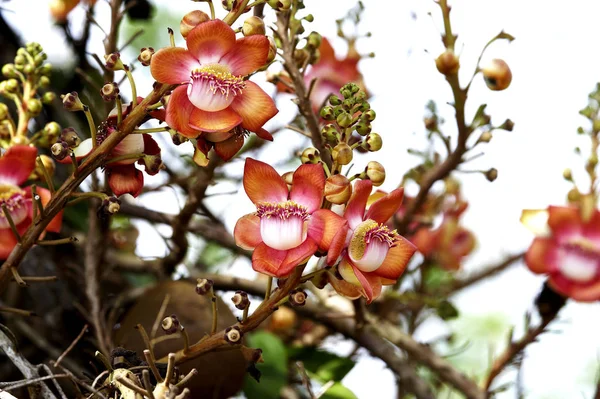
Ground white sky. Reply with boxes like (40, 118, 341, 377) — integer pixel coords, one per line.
(5, 0, 600, 398)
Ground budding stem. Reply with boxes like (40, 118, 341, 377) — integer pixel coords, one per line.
(264, 276, 273, 301)
(37, 237, 78, 246)
(10, 267, 26, 287)
(133, 126, 169, 134)
(116, 95, 123, 124)
(210, 287, 218, 335)
(1, 204, 21, 243)
(37, 156, 55, 193)
(82, 105, 97, 147)
(125, 69, 138, 108)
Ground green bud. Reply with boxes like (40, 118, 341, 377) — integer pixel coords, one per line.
(320, 106, 335, 120)
(321, 124, 338, 141)
(363, 109, 376, 122)
(0, 103, 8, 120)
(366, 161, 385, 186)
(43, 121, 61, 139)
(34, 53, 47, 66)
(364, 133, 382, 151)
(222, 0, 235, 10)
(267, 0, 291, 11)
(62, 91, 84, 112)
(355, 121, 371, 136)
(38, 76, 50, 88)
(485, 168, 498, 182)
(328, 95, 341, 106)
(307, 32, 322, 49)
(242, 16, 266, 37)
(39, 64, 52, 77)
(340, 87, 353, 99)
(304, 14, 314, 22)
(5, 79, 19, 93)
(42, 92, 56, 104)
(336, 111, 353, 128)
(332, 142, 353, 165)
(563, 168, 573, 181)
(301, 147, 321, 164)
(14, 54, 26, 66)
(23, 64, 35, 75)
(104, 52, 124, 71)
(1, 64, 17, 78)
(27, 98, 43, 116)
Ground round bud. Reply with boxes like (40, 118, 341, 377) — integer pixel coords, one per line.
(481, 59, 512, 91)
(485, 168, 498, 182)
(435, 50, 460, 75)
(141, 154, 163, 176)
(332, 143, 353, 165)
(324, 174, 352, 204)
(267, 0, 291, 11)
(0, 103, 8, 120)
(171, 132, 189, 146)
(27, 98, 43, 116)
(355, 121, 371, 136)
(38, 76, 50, 89)
(1, 64, 17, 78)
(289, 289, 307, 307)
(23, 64, 35, 75)
(307, 32, 322, 49)
(269, 307, 297, 332)
(224, 326, 243, 344)
(328, 95, 341, 106)
(231, 291, 250, 310)
(12, 135, 28, 145)
(104, 52, 124, 71)
(43, 121, 61, 139)
(363, 109, 376, 122)
(14, 54, 26, 66)
(39, 64, 52, 77)
(5, 79, 19, 93)
(293, 49, 309, 67)
(320, 106, 335, 120)
(567, 187, 581, 203)
(180, 10, 210, 38)
(563, 168, 573, 181)
(34, 53, 47, 66)
(222, 0, 235, 11)
(304, 14, 314, 23)
(477, 131, 492, 144)
(60, 128, 81, 148)
(102, 196, 121, 214)
(499, 119, 514, 132)
(267, 37, 277, 63)
(137, 47, 155, 67)
(366, 161, 385, 186)
(242, 16, 266, 37)
(100, 82, 120, 102)
(161, 315, 180, 335)
(62, 91, 84, 111)
(195, 278, 214, 295)
(321, 124, 338, 141)
(51, 141, 69, 161)
(364, 133, 382, 152)
(336, 111, 353, 128)
(36, 155, 56, 178)
(281, 171, 294, 186)
(301, 147, 321, 164)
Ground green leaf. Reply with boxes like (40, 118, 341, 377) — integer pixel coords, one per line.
(289, 347, 356, 382)
(423, 265, 455, 290)
(319, 382, 358, 399)
(436, 299, 459, 320)
(197, 242, 232, 269)
(243, 332, 287, 399)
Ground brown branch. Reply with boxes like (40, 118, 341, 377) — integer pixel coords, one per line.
(55, 324, 89, 368)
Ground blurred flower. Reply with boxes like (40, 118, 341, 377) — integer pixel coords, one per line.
(523, 206, 600, 302)
(49, 0, 96, 22)
(234, 158, 344, 277)
(325, 180, 416, 303)
(0, 146, 62, 259)
(150, 19, 278, 161)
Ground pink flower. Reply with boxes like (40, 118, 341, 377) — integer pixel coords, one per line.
(234, 158, 345, 277)
(326, 180, 417, 303)
(150, 19, 278, 161)
(524, 206, 600, 302)
(0, 146, 63, 259)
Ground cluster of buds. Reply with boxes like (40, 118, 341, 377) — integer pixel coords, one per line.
(50, 127, 82, 161)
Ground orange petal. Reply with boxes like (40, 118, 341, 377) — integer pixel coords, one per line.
(308, 209, 348, 251)
(549, 277, 600, 302)
(0, 227, 19, 260)
(189, 107, 241, 133)
(277, 238, 318, 277)
(327, 227, 348, 266)
(547, 206, 581, 236)
(243, 158, 288, 204)
(338, 259, 377, 303)
(365, 187, 404, 224)
(0, 145, 37, 185)
(220, 35, 269, 76)
(214, 134, 244, 160)
(107, 165, 144, 197)
(186, 19, 235, 64)
(234, 214, 262, 250)
(289, 164, 325, 213)
(374, 236, 417, 280)
(150, 47, 197, 84)
(525, 237, 554, 274)
(318, 38, 336, 64)
(166, 86, 201, 138)
(327, 271, 362, 300)
(252, 242, 286, 277)
(344, 179, 372, 229)
(411, 228, 437, 256)
(230, 81, 279, 133)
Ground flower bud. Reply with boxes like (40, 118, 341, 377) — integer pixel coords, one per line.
(38, 76, 50, 89)
(12, 135, 28, 145)
(267, 0, 291, 11)
(355, 121, 371, 136)
(477, 131, 492, 144)
(324, 174, 352, 204)
(321, 124, 338, 141)
(563, 168, 573, 181)
(0, 103, 8, 120)
(43, 121, 61, 140)
(27, 98, 43, 116)
(499, 118, 514, 132)
(195, 278, 214, 295)
(5, 79, 18, 93)
(485, 168, 498, 182)
(363, 109, 376, 122)
(364, 133, 382, 151)
(307, 32, 322, 49)
(231, 291, 250, 310)
(293, 49, 309, 67)
(281, 171, 294, 187)
(104, 52, 124, 71)
(102, 196, 121, 214)
(320, 106, 335, 120)
(567, 187, 581, 203)
(14, 54, 26, 66)
(289, 289, 307, 307)
(23, 64, 35, 75)
(39, 64, 52, 77)
(328, 95, 341, 106)
(332, 142, 353, 165)
(222, 0, 235, 11)
(435, 50, 460, 75)
(100, 82, 120, 102)
(138, 47, 155, 66)
(224, 326, 243, 344)
(35, 154, 56, 179)
(366, 161, 385, 186)
(336, 111, 353, 128)
(269, 307, 297, 332)
(180, 10, 210, 38)
(171, 131, 189, 146)
(62, 91, 84, 111)
(481, 59, 512, 91)
(1, 64, 17, 78)
(140, 153, 163, 175)
(267, 37, 277, 63)
(51, 141, 69, 161)
(161, 315, 180, 335)
(60, 127, 81, 148)
(242, 16, 266, 37)
(42, 92, 56, 104)
(301, 147, 321, 164)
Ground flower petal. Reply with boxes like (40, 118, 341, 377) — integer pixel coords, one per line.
(189, 107, 242, 133)
(520, 209, 550, 235)
(524, 237, 554, 274)
(142, 134, 161, 156)
(338, 259, 377, 303)
(327, 271, 362, 300)
(252, 242, 286, 277)
(234, 214, 262, 250)
(214, 134, 244, 160)
(0, 145, 37, 185)
(110, 133, 144, 164)
(374, 236, 417, 280)
(308, 209, 347, 251)
(107, 165, 144, 197)
(220, 35, 269, 76)
(193, 139, 211, 167)
(0, 227, 20, 260)
(277, 238, 318, 277)
(255, 128, 273, 141)
(365, 187, 404, 224)
(289, 163, 325, 212)
(166, 86, 201, 138)
(344, 179, 371, 229)
(318, 38, 336, 64)
(243, 158, 288, 204)
(150, 47, 198, 84)
(549, 277, 600, 302)
(547, 206, 581, 238)
(186, 19, 236, 64)
(230, 81, 279, 133)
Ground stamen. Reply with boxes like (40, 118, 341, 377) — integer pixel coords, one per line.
(0, 185, 27, 226)
(349, 220, 399, 264)
(191, 64, 246, 100)
(256, 201, 309, 221)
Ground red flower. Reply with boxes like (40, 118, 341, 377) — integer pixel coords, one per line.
(524, 206, 600, 302)
(325, 180, 417, 303)
(0, 146, 63, 259)
(150, 19, 278, 161)
(234, 158, 344, 277)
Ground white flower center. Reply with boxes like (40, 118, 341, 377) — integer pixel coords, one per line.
(0, 184, 27, 229)
(188, 64, 245, 112)
(558, 240, 600, 283)
(348, 219, 399, 272)
(257, 201, 309, 251)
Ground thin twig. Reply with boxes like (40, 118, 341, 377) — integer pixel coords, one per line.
(55, 324, 89, 368)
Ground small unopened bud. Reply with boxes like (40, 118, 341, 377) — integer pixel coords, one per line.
(293, 49, 309, 67)
(104, 52, 124, 71)
(301, 147, 321, 164)
(100, 82, 120, 102)
(282, 171, 294, 186)
(267, 0, 291, 11)
(364, 133, 383, 151)
(242, 16, 266, 37)
(62, 91, 84, 111)
(332, 143, 353, 165)
(171, 132, 189, 146)
(477, 131, 492, 144)
(27, 98, 43, 116)
(324, 174, 352, 204)
(180, 10, 210, 38)
(38, 76, 50, 88)
(481, 59, 512, 91)
(366, 161, 385, 186)
(36, 155, 55, 178)
(195, 278, 214, 295)
(1, 64, 17, 78)
(321, 124, 338, 141)
(140, 153, 163, 175)
(39, 64, 52, 77)
(267, 37, 277, 63)
(485, 168, 498, 182)
(0, 103, 8, 120)
(5, 79, 19, 93)
(60, 128, 81, 148)
(161, 315, 181, 335)
(224, 326, 243, 344)
(289, 289, 307, 307)
(328, 95, 341, 106)
(435, 50, 460, 75)
(231, 291, 250, 310)
(355, 121, 371, 136)
(51, 141, 69, 161)
(363, 109, 376, 122)
(320, 106, 335, 120)
(43, 121, 61, 140)
(307, 32, 322, 49)
(563, 168, 573, 181)
(222, 0, 235, 11)
(102, 196, 121, 214)
(336, 111, 353, 128)
(138, 47, 155, 66)
(42, 92, 56, 104)
(499, 118, 514, 131)
(567, 187, 581, 203)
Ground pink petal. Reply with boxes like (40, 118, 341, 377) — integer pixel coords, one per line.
(166, 86, 202, 138)
(327, 270, 362, 299)
(230, 81, 279, 133)
(327, 228, 349, 266)
(107, 165, 144, 197)
(110, 133, 145, 164)
(150, 47, 198, 84)
(0, 145, 37, 185)
(525, 237, 555, 274)
(308, 209, 348, 251)
(252, 242, 287, 277)
(189, 107, 242, 133)
(234, 214, 262, 250)
(69, 138, 94, 161)
(344, 179, 372, 229)
(549, 276, 600, 302)
(277, 238, 318, 277)
(318, 38, 336, 64)
(186, 19, 236, 64)
(365, 187, 404, 224)
(214, 134, 244, 160)
(0, 227, 20, 260)
(338, 258, 374, 302)
(243, 158, 288, 204)
(373, 236, 416, 280)
(220, 35, 269, 76)
(289, 163, 325, 212)
(547, 206, 581, 239)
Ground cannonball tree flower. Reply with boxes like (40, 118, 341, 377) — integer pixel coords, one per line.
(150, 19, 278, 163)
(325, 180, 417, 303)
(234, 158, 345, 277)
(523, 205, 600, 302)
(0, 146, 63, 259)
